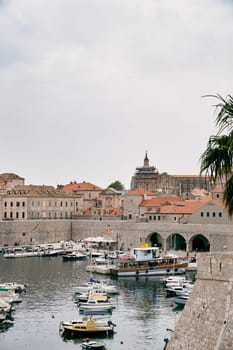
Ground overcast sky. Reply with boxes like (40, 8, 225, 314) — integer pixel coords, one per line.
(0, 0, 232, 189)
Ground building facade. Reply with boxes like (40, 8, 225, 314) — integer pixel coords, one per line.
(130, 152, 212, 197)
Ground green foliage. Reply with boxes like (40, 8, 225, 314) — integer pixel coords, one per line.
(108, 180, 124, 191)
(200, 94, 233, 216)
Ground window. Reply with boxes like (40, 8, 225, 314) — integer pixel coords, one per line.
(4, 212, 7, 219)
(16, 202, 20, 207)
(4, 202, 7, 207)
(206, 212, 209, 217)
(158, 216, 160, 221)
(16, 212, 19, 219)
(22, 202, 25, 207)
(60, 201, 63, 207)
(219, 212, 222, 217)
(213, 212, 216, 217)
(22, 212, 25, 219)
(149, 216, 152, 220)
(10, 212, 13, 219)
(216, 194, 220, 198)
(10, 202, 13, 207)
(201, 212, 204, 217)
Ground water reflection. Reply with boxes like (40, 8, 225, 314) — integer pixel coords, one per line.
(0, 255, 182, 350)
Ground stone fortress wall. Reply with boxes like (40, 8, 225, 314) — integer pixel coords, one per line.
(1, 219, 233, 252)
(167, 252, 233, 350)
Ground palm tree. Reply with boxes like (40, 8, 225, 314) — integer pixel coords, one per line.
(200, 94, 233, 216)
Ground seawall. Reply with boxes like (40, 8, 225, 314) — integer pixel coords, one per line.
(1, 220, 233, 252)
(167, 252, 233, 350)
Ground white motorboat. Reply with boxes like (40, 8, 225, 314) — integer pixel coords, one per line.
(173, 291, 190, 306)
(0, 298, 12, 314)
(0, 287, 22, 304)
(78, 300, 115, 312)
(62, 251, 88, 261)
(75, 278, 119, 295)
(0, 282, 26, 293)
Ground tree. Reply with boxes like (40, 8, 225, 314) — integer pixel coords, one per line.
(108, 180, 124, 191)
(200, 94, 233, 216)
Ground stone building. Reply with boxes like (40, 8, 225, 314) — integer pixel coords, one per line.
(130, 152, 159, 192)
(1, 185, 76, 220)
(60, 181, 103, 210)
(0, 173, 24, 194)
(130, 152, 212, 197)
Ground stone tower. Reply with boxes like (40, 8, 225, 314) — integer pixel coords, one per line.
(130, 152, 159, 193)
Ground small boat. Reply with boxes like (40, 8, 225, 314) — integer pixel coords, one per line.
(3, 247, 40, 258)
(0, 283, 26, 294)
(81, 339, 106, 350)
(75, 292, 110, 304)
(62, 251, 88, 261)
(0, 287, 22, 304)
(59, 317, 115, 337)
(75, 278, 119, 295)
(78, 300, 114, 313)
(173, 291, 190, 306)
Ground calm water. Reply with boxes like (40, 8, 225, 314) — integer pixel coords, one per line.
(0, 255, 183, 350)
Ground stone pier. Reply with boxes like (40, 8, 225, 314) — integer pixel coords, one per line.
(167, 252, 233, 350)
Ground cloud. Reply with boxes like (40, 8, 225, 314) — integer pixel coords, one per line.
(0, 0, 232, 188)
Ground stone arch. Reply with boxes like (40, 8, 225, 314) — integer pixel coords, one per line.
(189, 234, 210, 252)
(166, 233, 187, 251)
(147, 232, 163, 248)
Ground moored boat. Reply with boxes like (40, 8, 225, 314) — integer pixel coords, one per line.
(173, 291, 190, 306)
(62, 251, 88, 261)
(81, 339, 106, 350)
(110, 244, 188, 277)
(78, 300, 115, 313)
(59, 317, 115, 337)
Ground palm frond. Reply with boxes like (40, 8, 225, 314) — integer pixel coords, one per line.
(223, 176, 233, 218)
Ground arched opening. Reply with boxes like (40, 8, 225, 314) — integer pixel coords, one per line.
(166, 233, 186, 251)
(190, 234, 210, 252)
(149, 232, 163, 249)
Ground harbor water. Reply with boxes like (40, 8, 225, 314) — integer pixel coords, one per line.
(0, 255, 184, 350)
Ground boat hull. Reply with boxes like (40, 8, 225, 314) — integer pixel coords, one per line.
(110, 265, 187, 277)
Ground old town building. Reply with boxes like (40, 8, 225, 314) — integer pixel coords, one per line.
(130, 152, 212, 197)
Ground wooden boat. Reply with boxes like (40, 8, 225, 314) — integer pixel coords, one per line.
(110, 244, 188, 277)
(59, 317, 115, 337)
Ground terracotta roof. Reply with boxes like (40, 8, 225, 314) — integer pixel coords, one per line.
(5, 185, 73, 197)
(139, 196, 181, 207)
(212, 185, 224, 193)
(126, 188, 154, 196)
(62, 181, 103, 192)
(159, 200, 206, 214)
(0, 173, 24, 180)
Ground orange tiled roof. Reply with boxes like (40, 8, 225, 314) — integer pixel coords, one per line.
(62, 181, 103, 192)
(140, 196, 181, 207)
(212, 185, 224, 193)
(159, 200, 206, 214)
